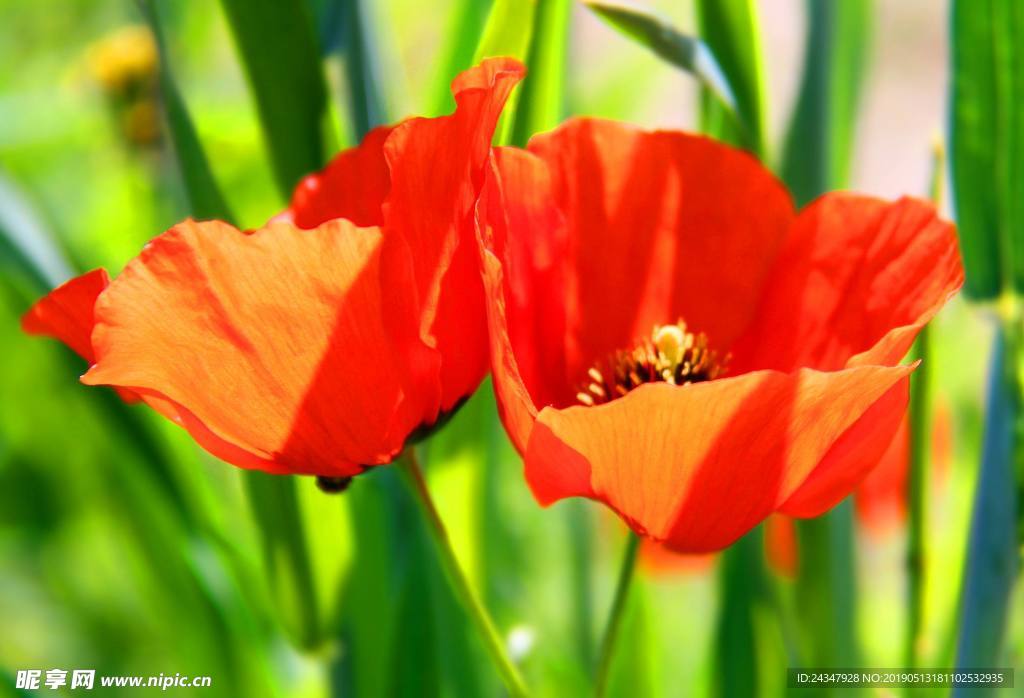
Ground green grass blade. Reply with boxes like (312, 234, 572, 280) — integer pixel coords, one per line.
(474, 0, 538, 145)
(694, 0, 766, 156)
(244, 472, 322, 650)
(713, 528, 762, 697)
(953, 325, 1020, 683)
(336, 0, 384, 140)
(584, 2, 743, 137)
(795, 501, 862, 689)
(509, 0, 572, 147)
(779, 0, 872, 206)
(949, 0, 1024, 300)
(138, 0, 233, 221)
(432, 0, 495, 114)
(0, 169, 72, 295)
(219, 0, 330, 198)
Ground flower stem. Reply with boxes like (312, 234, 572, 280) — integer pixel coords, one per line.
(594, 530, 641, 697)
(397, 449, 530, 698)
(905, 327, 930, 669)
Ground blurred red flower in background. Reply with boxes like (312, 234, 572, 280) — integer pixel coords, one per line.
(479, 117, 963, 553)
(22, 58, 524, 478)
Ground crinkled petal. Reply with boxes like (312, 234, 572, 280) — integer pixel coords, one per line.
(733, 194, 964, 373)
(379, 58, 525, 421)
(82, 218, 410, 476)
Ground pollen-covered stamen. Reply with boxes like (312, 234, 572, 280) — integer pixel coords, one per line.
(575, 320, 727, 407)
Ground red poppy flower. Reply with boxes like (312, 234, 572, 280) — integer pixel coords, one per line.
(22, 57, 524, 478)
(478, 117, 964, 553)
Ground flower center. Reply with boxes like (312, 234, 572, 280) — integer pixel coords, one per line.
(575, 321, 727, 406)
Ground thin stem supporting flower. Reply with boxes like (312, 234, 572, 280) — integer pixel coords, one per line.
(398, 449, 530, 698)
(594, 529, 641, 697)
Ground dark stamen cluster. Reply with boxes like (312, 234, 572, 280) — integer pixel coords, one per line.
(576, 321, 727, 407)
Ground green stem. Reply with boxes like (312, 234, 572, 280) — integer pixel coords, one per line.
(905, 142, 945, 672)
(398, 450, 530, 698)
(594, 530, 641, 697)
(905, 328, 929, 669)
(953, 316, 1021, 686)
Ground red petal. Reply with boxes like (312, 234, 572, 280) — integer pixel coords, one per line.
(82, 218, 411, 476)
(778, 369, 912, 517)
(477, 147, 571, 451)
(379, 58, 525, 420)
(524, 364, 912, 553)
(524, 118, 794, 396)
(733, 194, 964, 373)
(21, 268, 110, 362)
(287, 125, 394, 229)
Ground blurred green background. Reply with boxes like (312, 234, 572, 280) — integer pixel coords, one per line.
(1, 0, 1021, 696)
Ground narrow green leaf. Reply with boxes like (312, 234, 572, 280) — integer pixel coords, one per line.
(473, 0, 538, 145)
(244, 472, 322, 650)
(780, 0, 872, 206)
(138, 0, 233, 220)
(0, 169, 72, 295)
(954, 324, 1020, 682)
(713, 529, 762, 698)
(694, 0, 767, 156)
(949, 0, 1024, 300)
(432, 0, 496, 114)
(473, 0, 537, 63)
(509, 0, 572, 147)
(585, 2, 742, 135)
(219, 0, 330, 198)
(336, 0, 384, 140)
(795, 501, 862, 694)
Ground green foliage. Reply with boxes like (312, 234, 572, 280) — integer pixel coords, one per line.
(949, 0, 1024, 300)
(139, 0, 233, 221)
(780, 0, 872, 206)
(509, 0, 572, 146)
(695, 0, 767, 155)
(219, 0, 329, 199)
(585, 2, 744, 141)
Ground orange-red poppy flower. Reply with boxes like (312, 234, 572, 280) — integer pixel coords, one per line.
(478, 117, 964, 553)
(22, 58, 524, 478)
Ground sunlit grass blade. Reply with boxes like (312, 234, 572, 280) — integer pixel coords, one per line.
(953, 325, 1020, 680)
(0, 169, 72, 296)
(474, 0, 538, 145)
(219, 0, 330, 199)
(584, 2, 743, 139)
(779, 0, 871, 206)
(432, 0, 495, 114)
(138, 0, 232, 221)
(694, 0, 767, 156)
(244, 472, 322, 650)
(509, 0, 572, 147)
(949, 0, 1024, 300)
